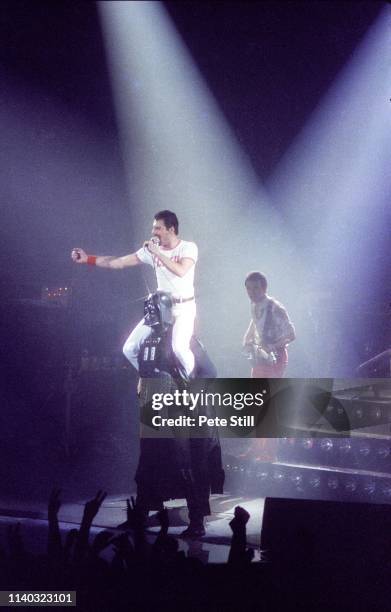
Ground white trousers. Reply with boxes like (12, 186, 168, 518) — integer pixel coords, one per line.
(123, 302, 196, 376)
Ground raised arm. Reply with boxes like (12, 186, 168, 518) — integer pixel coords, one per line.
(71, 248, 141, 269)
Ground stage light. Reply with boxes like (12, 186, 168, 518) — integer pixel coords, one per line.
(320, 438, 333, 452)
(98, 0, 310, 376)
(256, 470, 269, 482)
(266, 8, 390, 377)
(339, 440, 352, 454)
(371, 407, 383, 420)
(309, 475, 321, 489)
(362, 480, 376, 496)
(290, 473, 304, 489)
(344, 478, 358, 493)
(272, 470, 285, 483)
(302, 438, 314, 450)
(380, 483, 391, 499)
(377, 445, 390, 459)
(327, 476, 339, 490)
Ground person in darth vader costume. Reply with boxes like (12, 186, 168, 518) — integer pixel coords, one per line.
(135, 291, 224, 538)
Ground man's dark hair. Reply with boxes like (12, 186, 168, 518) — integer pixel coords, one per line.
(154, 210, 179, 235)
(245, 271, 268, 290)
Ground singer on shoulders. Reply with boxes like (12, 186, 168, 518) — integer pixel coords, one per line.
(71, 210, 198, 377)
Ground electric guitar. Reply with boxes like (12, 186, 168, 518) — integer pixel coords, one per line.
(243, 342, 278, 366)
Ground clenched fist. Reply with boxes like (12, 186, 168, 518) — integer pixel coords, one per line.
(71, 248, 87, 263)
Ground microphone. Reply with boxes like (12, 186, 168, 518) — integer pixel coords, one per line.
(144, 236, 160, 251)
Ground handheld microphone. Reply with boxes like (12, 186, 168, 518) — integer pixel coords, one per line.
(144, 236, 160, 251)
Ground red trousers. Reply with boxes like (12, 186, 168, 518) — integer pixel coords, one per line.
(251, 348, 288, 378)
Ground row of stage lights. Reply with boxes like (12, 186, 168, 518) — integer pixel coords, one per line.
(324, 402, 389, 423)
(278, 437, 391, 462)
(225, 460, 391, 503)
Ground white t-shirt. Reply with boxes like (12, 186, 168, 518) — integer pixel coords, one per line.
(136, 240, 198, 299)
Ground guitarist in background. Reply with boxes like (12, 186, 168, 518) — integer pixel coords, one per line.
(243, 271, 296, 378)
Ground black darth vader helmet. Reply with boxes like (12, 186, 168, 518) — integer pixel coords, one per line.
(144, 291, 174, 328)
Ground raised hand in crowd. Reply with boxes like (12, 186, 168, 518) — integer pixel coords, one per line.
(48, 488, 62, 561)
(82, 490, 107, 525)
(229, 505, 250, 533)
(151, 507, 181, 562)
(123, 496, 146, 532)
(7, 523, 25, 561)
(75, 490, 107, 562)
(125, 497, 148, 559)
(157, 508, 169, 535)
(63, 528, 78, 564)
(228, 506, 254, 566)
(48, 488, 61, 519)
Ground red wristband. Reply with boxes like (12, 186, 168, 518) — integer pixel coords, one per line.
(87, 255, 97, 265)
